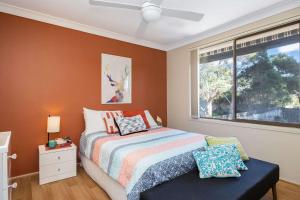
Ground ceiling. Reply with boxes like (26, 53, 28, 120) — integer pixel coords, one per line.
(0, 0, 299, 50)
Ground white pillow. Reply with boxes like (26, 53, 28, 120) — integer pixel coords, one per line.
(83, 108, 107, 135)
(144, 110, 159, 129)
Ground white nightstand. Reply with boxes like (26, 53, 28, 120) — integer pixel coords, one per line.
(39, 143, 77, 185)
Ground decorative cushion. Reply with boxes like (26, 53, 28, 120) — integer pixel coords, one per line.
(144, 110, 160, 129)
(123, 110, 150, 129)
(103, 111, 123, 134)
(193, 147, 241, 178)
(206, 136, 249, 160)
(205, 144, 248, 171)
(115, 115, 147, 136)
(83, 108, 107, 135)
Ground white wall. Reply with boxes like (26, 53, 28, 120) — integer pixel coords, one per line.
(167, 7, 300, 184)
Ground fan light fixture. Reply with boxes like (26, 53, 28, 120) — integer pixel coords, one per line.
(142, 2, 161, 22)
(89, 0, 204, 37)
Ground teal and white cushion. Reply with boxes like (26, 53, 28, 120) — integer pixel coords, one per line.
(206, 144, 248, 171)
(193, 146, 241, 178)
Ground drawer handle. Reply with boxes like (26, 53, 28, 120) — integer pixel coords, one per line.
(8, 182, 18, 189)
(57, 156, 61, 160)
(57, 168, 61, 172)
(8, 154, 17, 160)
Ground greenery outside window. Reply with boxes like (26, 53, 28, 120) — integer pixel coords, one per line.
(191, 22, 300, 127)
(198, 42, 233, 119)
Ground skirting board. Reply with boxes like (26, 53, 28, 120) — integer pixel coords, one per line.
(10, 171, 38, 181)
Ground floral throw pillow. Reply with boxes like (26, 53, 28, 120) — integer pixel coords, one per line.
(206, 144, 248, 171)
(193, 147, 241, 178)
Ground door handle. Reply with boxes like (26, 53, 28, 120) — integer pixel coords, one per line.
(8, 154, 17, 160)
(8, 182, 18, 189)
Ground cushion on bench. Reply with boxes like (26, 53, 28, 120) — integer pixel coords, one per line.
(140, 158, 279, 200)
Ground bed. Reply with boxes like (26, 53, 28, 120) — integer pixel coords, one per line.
(79, 127, 207, 200)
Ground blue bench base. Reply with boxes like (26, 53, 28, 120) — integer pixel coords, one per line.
(141, 158, 279, 200)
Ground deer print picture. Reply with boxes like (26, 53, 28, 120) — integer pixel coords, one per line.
(101, 54, 132, 104)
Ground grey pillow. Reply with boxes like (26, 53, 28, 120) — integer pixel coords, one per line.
(115, 115, 147, 136)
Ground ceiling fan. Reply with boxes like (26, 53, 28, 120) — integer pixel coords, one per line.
(89, 0, 204, 37)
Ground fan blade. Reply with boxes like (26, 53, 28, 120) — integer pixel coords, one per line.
(162, 8, 204, 21)
(135, 20, 148, 38)
(149, 0, 164, 5)
(89, 0, 142, 10)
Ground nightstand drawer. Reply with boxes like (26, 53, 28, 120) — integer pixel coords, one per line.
(39, 171, 76, 185)
(39, 149, 76, 166)
(39, 160, 76, 179)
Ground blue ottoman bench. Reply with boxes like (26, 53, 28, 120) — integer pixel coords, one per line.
(140, 158, 279, 200)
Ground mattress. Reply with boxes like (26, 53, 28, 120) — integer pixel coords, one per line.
(80, 128, 207, 200)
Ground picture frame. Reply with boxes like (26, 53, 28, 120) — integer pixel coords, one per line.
(101, 53, 132, 104)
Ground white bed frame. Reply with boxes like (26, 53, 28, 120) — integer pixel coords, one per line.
(80, 154, 127, 200)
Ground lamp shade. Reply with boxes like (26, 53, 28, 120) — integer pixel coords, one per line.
(47, 116, 60, 133)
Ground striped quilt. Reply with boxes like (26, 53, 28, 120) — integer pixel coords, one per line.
(80, 127, 207, 200)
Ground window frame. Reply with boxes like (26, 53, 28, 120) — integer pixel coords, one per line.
(196, 20, 300, 128)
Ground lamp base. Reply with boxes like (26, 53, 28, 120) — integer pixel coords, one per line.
(47, 140, 57, 148)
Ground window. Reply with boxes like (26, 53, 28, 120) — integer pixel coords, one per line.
(198, 42, 233, 119)
(191, 22, 300, 127)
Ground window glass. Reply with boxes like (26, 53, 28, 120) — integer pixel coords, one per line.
(236, 24, 300, 124)
(198, 42, 233, 119)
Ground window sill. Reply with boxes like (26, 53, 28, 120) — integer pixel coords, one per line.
(188, 117, 300, 135)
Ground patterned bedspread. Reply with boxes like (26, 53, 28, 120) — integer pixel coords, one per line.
(80, 127, 207, 200)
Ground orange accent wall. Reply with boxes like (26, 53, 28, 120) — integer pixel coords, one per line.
(0, 13, 167, 176)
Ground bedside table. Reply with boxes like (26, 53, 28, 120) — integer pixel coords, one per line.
(39, 143, 77, 185)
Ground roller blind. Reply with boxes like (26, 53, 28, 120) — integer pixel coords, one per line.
(199, 41, 233, 63)
(198, 24, 299, 63)
(236, 23, 299, 55)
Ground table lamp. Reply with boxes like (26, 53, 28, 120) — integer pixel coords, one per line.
(47, 115, 60, 147)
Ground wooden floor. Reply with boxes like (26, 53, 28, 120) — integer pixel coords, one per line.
(12, 167, 300, 200)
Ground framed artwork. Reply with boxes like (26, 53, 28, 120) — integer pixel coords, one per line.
(101, 53, 132, 104)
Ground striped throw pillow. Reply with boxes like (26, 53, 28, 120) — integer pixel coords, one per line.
(103, 111, 123, 134)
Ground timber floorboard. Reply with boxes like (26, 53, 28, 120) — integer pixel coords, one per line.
(12, 167, 300, 200)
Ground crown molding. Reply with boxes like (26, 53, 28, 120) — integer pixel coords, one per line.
(165, 0, 300, 51)
(0, 2, 168, 51)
